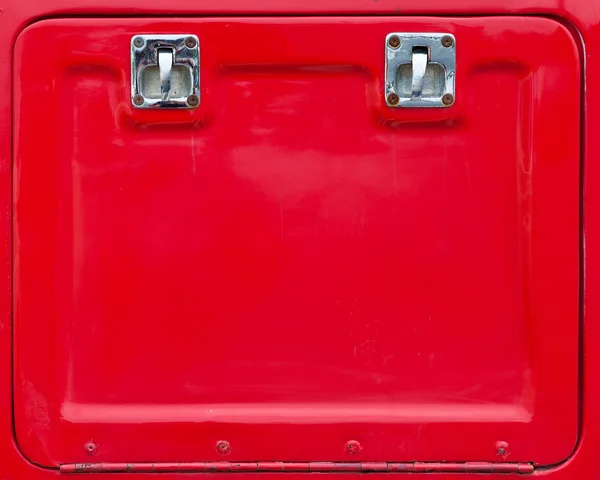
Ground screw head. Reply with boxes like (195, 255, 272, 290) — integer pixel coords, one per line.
(216, 440, 231, 455)
(387, 93, 400, 106)
(388, 35, 400, 48)
(133, 37, 144, 48)
(187, 94, 200, 107)
(84, 442, 97, 455)
(133, 94, 144, 106)
(185, 36, 197, 48)
(345, 440, 362, 454)
(496, 441, 509, 457)
(441, 93, 454, 106)
(441, 35, 454, 48)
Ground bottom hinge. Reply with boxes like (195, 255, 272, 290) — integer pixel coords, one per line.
(60, 461, 534, 474)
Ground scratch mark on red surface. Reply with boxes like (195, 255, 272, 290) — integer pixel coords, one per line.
(280, 199, 284, 240)
(391, 135, 398, 193)
(23, 380, 51, 457)
(24, 381, 50, 429)
(463, 153, 474, 197)
(416, 423, 423, 455)
(381, 355, 394, 366)
(191, 127, 197, 176)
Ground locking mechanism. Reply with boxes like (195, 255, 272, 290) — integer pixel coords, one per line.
(131, 35, 200, 108)
(385, 33, 456, 108)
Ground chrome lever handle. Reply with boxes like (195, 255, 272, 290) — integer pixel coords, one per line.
(158, 48, 174, 101)
(411, 48, 428, 99)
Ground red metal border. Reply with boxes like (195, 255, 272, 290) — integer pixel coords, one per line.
(0, 1, 595, 479)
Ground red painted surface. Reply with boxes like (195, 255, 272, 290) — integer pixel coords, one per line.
(12, 17, 580, 467)
(2, 2, 600, 480)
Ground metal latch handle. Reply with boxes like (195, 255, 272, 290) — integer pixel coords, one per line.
(158, 48, 174, 101)
(411, 47, 429, 100)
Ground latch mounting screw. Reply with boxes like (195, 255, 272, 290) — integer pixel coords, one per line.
(387, 93, 400, 105)
(441, 93, 454, 106)
(185, 36, 197, 48)
(388, 35, 400, 48)
(441, 35, 454, 48)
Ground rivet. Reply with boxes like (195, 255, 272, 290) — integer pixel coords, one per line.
(496, 441, 509, 457)
(442, 93, 454, 106)
(388, 35, 400, 48)
(216, 440, 231, 455)
(387, 93, 400, 106)
(441, 35, 454, 48)
(84, 442, 97, 455)
(345, 440, 362, 454)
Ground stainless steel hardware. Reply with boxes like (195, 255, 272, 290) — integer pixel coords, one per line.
(385, 33, 456, 108)
(410, 47, 428, 99)
(158, 48, 174, 101)
(131, 35, 200, 109)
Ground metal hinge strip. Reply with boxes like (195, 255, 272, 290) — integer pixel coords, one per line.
(60, 461, 534, 474)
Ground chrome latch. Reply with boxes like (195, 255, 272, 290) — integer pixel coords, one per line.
(385, 33, 456, 108)
(131, 35, 200, 109)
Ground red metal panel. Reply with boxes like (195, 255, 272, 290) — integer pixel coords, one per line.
(3, 2, 600, 480)
(12, 16, 579, 468)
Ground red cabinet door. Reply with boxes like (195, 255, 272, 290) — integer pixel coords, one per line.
(13, 16, 580, 468)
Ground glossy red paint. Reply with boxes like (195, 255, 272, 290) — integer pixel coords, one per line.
(1, 2, 599, 480)
(12, 16, 579, 467)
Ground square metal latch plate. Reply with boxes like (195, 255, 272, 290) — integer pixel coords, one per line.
(385, 33, 456, 108)
(131, 35, 200, 108)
